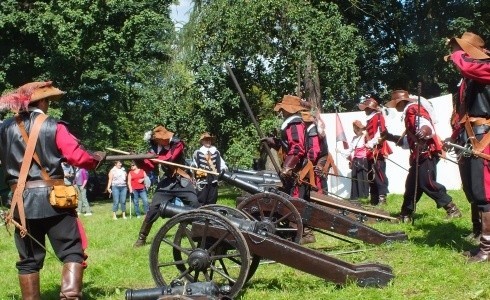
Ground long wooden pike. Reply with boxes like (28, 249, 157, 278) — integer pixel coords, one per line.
(105, 147, 219, 175)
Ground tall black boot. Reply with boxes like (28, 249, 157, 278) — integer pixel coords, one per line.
(464, 203, 482, 244)
(134, 220, 153, 247)
(468, 211, 490, 263)
(59, 262, 83, 299)
(19, 272, 41, 300)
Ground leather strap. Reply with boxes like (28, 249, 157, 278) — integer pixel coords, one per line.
(464, 115, 490, 155)
(15, 116, 50, 180)
(8, 114, 48, 237)
(298, 160, 315, 187)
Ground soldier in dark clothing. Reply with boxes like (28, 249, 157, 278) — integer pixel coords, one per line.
(382, 90, 461, 223)
(0, 81, 105, 299)
(192, 132, 228, 205)
(447, 32, 490, 262)
(134, 125, 199, 247)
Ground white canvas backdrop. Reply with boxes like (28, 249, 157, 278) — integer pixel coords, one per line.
(319, 94, 461, 198)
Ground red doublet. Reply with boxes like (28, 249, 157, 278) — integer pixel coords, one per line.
(141, 140, 185, 171)
(404, 104, 441, 163)
(55, 123, 99, 169)
(282, 117, 306, 158)
(365, 113, 392, 159)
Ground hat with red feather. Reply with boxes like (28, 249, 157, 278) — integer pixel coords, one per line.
(0, 81, 65, 113)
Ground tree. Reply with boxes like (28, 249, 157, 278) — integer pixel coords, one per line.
(180, 0, 364, 166)
(0, 0, 175, 151)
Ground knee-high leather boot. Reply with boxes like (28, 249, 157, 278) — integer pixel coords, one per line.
(19, 272, 41, 300)
(59, 262, 83, 299)
(134, 220, 153, 247)
(468, 211, 490, 263)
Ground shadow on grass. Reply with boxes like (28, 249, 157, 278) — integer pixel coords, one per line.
(42, 282, 111, 300)
(408, 217, 474, 251)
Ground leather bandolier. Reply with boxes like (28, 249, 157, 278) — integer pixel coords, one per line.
(454, 79, 490, 160)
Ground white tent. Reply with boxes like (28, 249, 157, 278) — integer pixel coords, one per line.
(319, 94, 461, 198)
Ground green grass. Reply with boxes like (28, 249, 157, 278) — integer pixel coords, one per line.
(1, 188, 489, 300)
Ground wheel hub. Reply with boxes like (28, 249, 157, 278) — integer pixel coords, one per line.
(187, 249, 211, 271)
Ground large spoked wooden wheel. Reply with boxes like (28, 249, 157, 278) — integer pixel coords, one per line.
(237, 193, 303, 243)
(200, 204, 262, 282)
(149, 210, 251, 298)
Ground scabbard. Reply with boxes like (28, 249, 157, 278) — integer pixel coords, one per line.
(105, 154, 157, 161)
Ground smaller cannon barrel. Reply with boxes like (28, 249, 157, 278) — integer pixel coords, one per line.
(230, 173, 281, 185)
(218, 171, 266, 194)
(159, 202, 260, 234)
(126, 282, 224, 300)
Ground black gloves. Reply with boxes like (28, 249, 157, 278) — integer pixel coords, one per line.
(380, 130, 402, 146)
(93, 151, 107, 169)
(260, 137, 279, 148)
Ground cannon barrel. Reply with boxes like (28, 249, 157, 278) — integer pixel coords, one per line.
(160, 202, 259, 233)
(125, 282, 225, 300)
(219, 171, 266, 194)
(229, 173, 281, 185)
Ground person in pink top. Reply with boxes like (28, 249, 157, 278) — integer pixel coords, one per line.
(339, 120, 370, 201)
(128, 161, 149, 218)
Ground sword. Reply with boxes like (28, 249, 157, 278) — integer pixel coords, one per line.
(444, 141, 490, 160)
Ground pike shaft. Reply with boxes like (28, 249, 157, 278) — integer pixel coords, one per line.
(105, 148, 219, 175)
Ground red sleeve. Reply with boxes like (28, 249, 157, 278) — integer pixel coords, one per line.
(451, 50, 490, 83)
(140, 141, 185, 172)
(55, 123, 98, 170)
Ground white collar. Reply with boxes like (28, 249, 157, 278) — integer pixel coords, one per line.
(199, 145, 217, 154)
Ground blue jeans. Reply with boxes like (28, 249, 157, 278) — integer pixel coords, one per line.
(112, 185, 127, 212)
(132, 189, 149, 216)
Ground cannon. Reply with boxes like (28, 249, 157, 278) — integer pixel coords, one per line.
(126, 281, 232, 300)
(226, 169, 395, 223)
(218, 172, 407, 245)
(141, 203, 395, 299)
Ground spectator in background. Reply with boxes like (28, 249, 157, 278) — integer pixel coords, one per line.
(192, 132, 228, 205)
(106, 161, 127, 220)
(128, 161, 149, 218)
(75, 167, 92, 216)
(62, 162, 75, 186)
(338, 120, 370, 201)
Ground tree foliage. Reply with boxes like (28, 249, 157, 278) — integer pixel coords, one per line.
(0, 0, 175, 151)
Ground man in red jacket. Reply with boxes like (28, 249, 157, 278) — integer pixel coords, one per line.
(382, 90, 461, 223)
(447, 32, 490, 262)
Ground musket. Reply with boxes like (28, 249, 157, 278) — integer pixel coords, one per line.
(106, 148, 219, 175)
(412, 82, 422, 225)
(225, 64, 282, 175)
(105, 153, 159, 161)
(444, 141, 490, 160)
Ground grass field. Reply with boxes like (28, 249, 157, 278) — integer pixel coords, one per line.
(0, 187, 489, 300)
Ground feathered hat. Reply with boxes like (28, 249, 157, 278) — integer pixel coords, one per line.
(0, 81, 65, 113)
